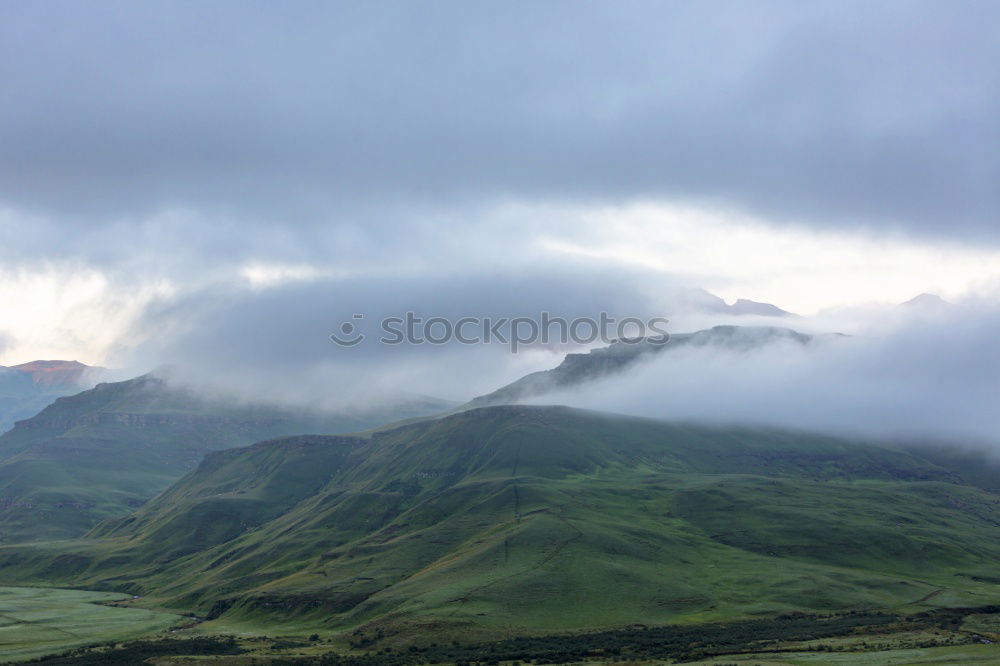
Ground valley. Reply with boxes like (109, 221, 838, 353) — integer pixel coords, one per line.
(0, 586, 180, 663)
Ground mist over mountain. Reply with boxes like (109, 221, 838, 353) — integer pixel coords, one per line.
(540, 303, 1000, 443)
(467, 325, 816, 408)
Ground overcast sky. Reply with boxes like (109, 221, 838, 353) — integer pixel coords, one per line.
(1, 0, 999, 416)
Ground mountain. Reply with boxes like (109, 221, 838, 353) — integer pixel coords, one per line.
(3, 405, 999, 644)
(0, 374, 453, 544)
(8, 360, 102, 387)
(902, 292, 953, 311)
(0, 360, 105, 434)
(653, 288, 794, 317)
(727, 297, 795, 317)
(467, 325, 816, 407)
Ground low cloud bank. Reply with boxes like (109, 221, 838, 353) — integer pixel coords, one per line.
(109, 261, 1000, 444)
(539, 301, 1000, 443)
(111, 267, 680, 408)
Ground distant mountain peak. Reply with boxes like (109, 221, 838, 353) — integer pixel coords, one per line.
(728, 298, 796, 317)
(693, 291, 795, 317)
(901, 293, 951, 308)
(9, 359, 102, 387)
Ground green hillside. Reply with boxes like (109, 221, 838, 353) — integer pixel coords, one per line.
(0, 375, 452, 544)
(3, 405, 998, 646)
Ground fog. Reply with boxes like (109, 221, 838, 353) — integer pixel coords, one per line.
(538, 298, 1000, 443)
(104, 253, 1000, 447)
(110, 265, 690, 407)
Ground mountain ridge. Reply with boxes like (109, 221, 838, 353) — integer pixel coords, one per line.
(2, 405, 998, 643)
(466, 325, 818, 408)
(0, 373, 453, 544)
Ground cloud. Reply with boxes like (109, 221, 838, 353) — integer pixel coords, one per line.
(3, 0, 1000, 416)
(110, 265, 685, 405)
(108, 260, 1000, 439)
(0, 263, 174, 366)
(4, 197, 1000, 367)
(540, 300, 1000, 443)
(537, 202, 1000, 314)
(0, 0, 998, 246)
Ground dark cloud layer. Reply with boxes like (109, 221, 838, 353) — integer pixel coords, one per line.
(2, 0, 999, 243)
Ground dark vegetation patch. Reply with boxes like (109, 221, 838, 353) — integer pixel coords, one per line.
(20, 636, 244, 665)
(22, 606, 1000, 665)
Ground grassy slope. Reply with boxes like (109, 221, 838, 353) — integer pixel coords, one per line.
(2, 405, 999, 643)
(0, 376, 451, 544)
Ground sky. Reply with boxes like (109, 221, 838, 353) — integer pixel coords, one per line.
(1, 1, 999, 430)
